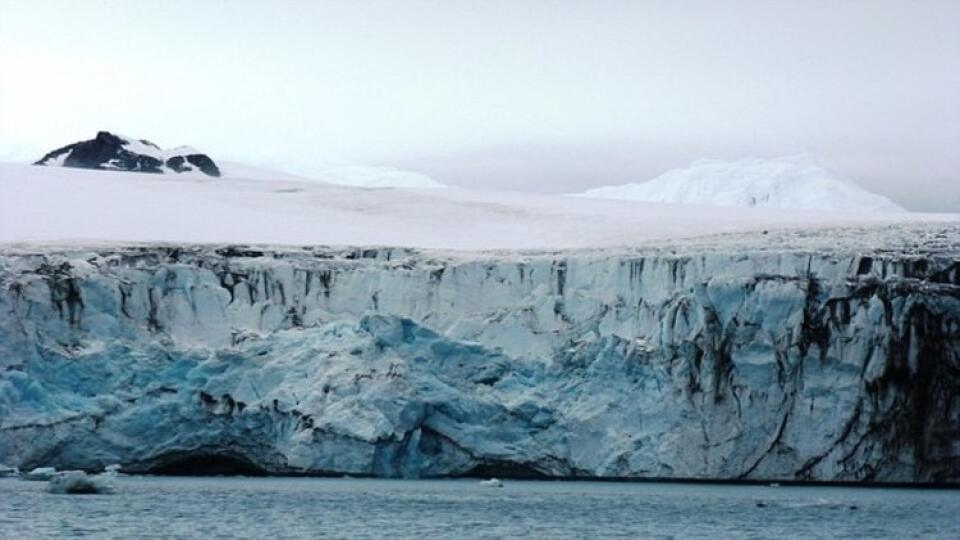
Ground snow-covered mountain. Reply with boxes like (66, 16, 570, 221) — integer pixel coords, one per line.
(35, 131, 221, 177)
(578, 156, 906, 213)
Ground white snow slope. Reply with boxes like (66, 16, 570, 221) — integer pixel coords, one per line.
(577, 156, 906, 213)
(275, 162, 446, 189)
(219, 160, 446, 189)
(0, 162, 954, 250)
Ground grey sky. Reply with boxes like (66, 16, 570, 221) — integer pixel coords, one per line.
(1, 1, 957, 211)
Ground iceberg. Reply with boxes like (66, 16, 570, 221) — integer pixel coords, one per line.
(577, 156, 906, 213)
(23, 467, 57, 481)
(47, 470, 115, 494)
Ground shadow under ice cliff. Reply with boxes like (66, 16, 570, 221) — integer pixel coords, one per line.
(0, 225, 958, 483)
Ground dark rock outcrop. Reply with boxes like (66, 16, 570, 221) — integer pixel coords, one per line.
(34, 131, 220, 177)
(184, 154, 220, 177)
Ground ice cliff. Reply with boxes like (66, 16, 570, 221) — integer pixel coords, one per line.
(0, 225, 958, 483)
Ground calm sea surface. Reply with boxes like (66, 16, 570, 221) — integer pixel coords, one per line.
(0, 476, 957, 539)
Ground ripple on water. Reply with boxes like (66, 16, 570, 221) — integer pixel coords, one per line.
(0, 477, 957, 539)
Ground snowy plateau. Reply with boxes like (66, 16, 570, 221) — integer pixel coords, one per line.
(0, 163, 958, 483)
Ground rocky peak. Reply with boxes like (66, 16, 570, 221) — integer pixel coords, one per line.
(34, 131, 220, 177)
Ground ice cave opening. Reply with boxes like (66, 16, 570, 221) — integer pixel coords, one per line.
(147, 453, 268, 477)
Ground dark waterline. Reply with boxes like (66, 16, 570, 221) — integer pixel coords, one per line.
(138, 469, 960, 490)
(126, 451, 960, 488)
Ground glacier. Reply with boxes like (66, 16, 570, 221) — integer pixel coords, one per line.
(0, 224, 958, 483)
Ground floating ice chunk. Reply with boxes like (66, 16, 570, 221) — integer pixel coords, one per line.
(0, 465, 19, 477)
(23, 467, 56, 481)
(479, 478, 504, 488)
(47, 471, 115, 494)
(104, 464, 122, 474)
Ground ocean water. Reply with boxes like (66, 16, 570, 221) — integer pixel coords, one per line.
(0, 477, 957, 539)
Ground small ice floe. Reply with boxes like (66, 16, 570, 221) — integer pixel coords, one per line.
(812, 498, 859, 511)
(47, 471, 115, 495)
(23, 467, 57, 481)
(768, 482, 781, 487)
(0, 465, 19, 478)
(783, 498, 857, 511)
(479, 478, 504, 488)
(104, 464, 122, 474)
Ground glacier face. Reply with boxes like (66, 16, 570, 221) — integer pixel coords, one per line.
(0, 226, 958, 483)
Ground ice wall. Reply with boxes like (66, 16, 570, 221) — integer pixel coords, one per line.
(1, 227, 958, 482)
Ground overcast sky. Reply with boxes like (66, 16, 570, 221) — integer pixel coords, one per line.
(1, 0, 957, 211)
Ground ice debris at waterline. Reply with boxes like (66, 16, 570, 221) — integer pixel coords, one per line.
(0, 464, 18, 477)
(22, 467, 56, 481)
(479, 478, 504, 488)
(0, 224, 958, 483)
(46, 470, 116, 494)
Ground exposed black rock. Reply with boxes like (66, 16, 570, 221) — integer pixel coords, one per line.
(185, 154, 220, 177)
(35, 131, 220, 177)
(164, 156, 189, 173)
